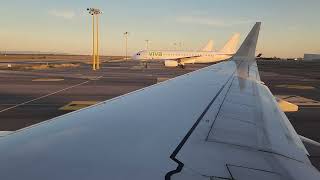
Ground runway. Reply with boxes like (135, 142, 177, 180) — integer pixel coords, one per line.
(0, 60, 320, 168)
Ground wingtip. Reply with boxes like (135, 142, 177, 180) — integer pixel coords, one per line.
(255, 22, 262, 29)
(235, 22, 262, 58)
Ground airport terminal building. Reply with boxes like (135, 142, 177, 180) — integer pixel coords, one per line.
(304, 54, 320, 61)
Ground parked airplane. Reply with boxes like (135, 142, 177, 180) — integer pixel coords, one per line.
(132, 33, 240, 68)
(0, 23, 320, 180)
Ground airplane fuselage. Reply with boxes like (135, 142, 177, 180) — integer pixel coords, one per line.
(133, 50, 233, 64)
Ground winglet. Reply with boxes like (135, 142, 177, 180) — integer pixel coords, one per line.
(235, 22, 261, 58)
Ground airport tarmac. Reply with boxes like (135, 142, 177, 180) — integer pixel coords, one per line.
(0, 61, 199, 130)
(0, 60, 320, 168)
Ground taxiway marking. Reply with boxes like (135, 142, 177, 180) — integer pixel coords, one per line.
(0, 76, 103, 113)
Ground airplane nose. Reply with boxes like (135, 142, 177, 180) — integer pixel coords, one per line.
(132, 55, 138, 60)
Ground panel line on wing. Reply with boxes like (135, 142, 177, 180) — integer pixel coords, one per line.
(226, 164, 283, 180)
(165, 71, 237, 180)
(205, 77, 237, 141)
(204, 60, 246, 141)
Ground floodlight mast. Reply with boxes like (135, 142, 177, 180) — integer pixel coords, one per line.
(124, 32, 129, 60)
(87, 8, 102, 70)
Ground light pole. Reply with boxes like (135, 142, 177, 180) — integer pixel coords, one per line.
(87, 8, 102, 70)
(124, 32, 129, 60)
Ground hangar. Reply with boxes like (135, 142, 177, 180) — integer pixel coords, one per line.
(304, 53, 320, 61)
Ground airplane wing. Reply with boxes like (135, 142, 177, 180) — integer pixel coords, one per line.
(164, 56, 201, 67)
(0, 131, 12, 137)
(177, 55, 201, 63)
(0, 22, 320, 180)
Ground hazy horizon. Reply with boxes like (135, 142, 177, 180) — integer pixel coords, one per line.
(0, 0, 319, 58)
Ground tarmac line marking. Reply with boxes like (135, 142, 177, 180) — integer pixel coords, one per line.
(32, 78, 64, 82)
(59, 101, 101, 111)
(0, 76, 103, 113)
(0, 104, 61, 106)
(276, 84, 315, 90)
(157, 77, 171, 83)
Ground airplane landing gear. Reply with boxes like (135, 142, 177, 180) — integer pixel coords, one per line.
(178, 64, 185, 69)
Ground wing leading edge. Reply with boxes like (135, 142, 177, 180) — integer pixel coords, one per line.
(0, 22, 319, 180)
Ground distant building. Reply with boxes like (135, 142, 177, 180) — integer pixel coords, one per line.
(304, 54, 320, 61)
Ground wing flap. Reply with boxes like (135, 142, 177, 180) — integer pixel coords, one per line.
(208, 114, 259, 147)
(227, 165, 283, 180)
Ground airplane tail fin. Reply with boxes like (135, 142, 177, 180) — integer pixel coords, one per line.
(201, 40, 214, 52)
(219, 33, 240, 54)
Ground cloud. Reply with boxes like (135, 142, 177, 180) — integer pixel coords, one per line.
(48, 9, 76, 20)
(176, 15, 252, 27)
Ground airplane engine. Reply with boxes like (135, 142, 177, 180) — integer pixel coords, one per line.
(164, 60, 178, 67)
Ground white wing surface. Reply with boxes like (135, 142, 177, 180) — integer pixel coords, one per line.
(0, 22, 319, 180)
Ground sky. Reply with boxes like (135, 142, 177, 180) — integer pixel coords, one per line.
(0, 0, 319, 58)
